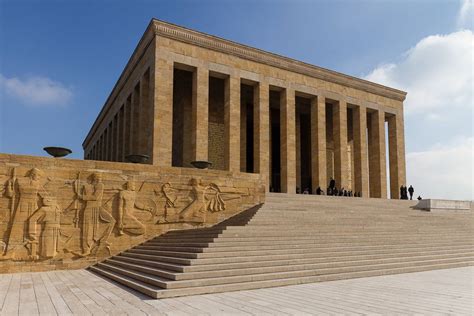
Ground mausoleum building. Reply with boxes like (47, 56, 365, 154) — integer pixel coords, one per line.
(83, 19, 407, 199)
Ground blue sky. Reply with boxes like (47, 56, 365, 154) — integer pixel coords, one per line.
(0, 0, 472, 199)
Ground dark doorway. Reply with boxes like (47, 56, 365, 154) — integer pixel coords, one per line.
(172, 68, 193, 167)
(240, 84, 254, 173)
(270, 90, 281, 192)
(296, 96, 312, 193)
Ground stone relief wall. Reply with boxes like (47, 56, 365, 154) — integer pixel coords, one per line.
(0, 154, 265, 273)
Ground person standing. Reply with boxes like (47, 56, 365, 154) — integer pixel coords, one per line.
(408, 185, 414, 200)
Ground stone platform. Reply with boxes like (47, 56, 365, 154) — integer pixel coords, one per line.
(416, 199, 472, 211)
(0, 267, 472, 315)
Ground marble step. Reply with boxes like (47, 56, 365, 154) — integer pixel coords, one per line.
(150, 231, 473, 244)
(139, 238, 474, 254)
(122, 244, 474, 266)
(106, 252, 474, 281)
(90, 261, 472, 299)
(113, 247, 474, 273)
(93, 257, 474, 290)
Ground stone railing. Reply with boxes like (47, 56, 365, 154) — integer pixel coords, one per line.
(0, 154, 265, 273)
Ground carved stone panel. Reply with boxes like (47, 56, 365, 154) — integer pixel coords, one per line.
(0, 154, 265, 273)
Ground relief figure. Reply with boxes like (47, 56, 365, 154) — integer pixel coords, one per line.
(161, 182, 177, 222)
(3, 168, 48, 259)
(117, 181, 147, 236)
(76, 173, 115, 256)
(179, 178, 225, 223)
(28, 196, 61, 259)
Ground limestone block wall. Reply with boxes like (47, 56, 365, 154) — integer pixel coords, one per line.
(0, 154, 265, 273)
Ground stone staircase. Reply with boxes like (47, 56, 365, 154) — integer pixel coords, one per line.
(89, 193, 474, 298)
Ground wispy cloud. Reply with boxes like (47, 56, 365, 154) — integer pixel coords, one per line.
(458, 0, 473, 29)
(364, 30, 473, 116)
(0, 74, 73, 106)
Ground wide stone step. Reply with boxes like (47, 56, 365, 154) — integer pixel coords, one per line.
(112, 256, 187, 272)
(149, 232, 473, 245)
(107, 252, 474, 282)
(116, 246, 474, 274)
(215, 230, 473, 238)
(90, 259, 473, 299)
(120, 252, 192, 265)
(144, 237, 470, 252)
(176, 248, 474, 273)
(89, 266, 162, 298)
(96, 257, 474, 290)
(104, 259, 177, 279)
(188, 245, 474, 265)
(169, 253, 474, 281)
(139, 238, 473, 254)
(132, 242, 474, 260)
(127, 249, 199, 259)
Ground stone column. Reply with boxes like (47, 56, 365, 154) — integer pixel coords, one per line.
(352, 105, 369, 197)
(153, 58, 173, 166)
(131, 86, 140, 154)
(124, 96, 132, 159)
(97, 136, 102, 160)
(311, 95, 327, 191)
(368, 110, 388, 198)
(296, 113, 301, 190)
(112, 114, 118, 161)
(107, 125, 113, 161)
(191, 67, 209, 162)
(280, 88, 296, 194)
(388, 112, 406, 199)
(224, 75, 241, 171)
(254, 82, 270, 189)
(118, 106, 124, 162)
(333, 100, 349, 189)
(100, 134, 105, 161)
(139, 72, 151, 159)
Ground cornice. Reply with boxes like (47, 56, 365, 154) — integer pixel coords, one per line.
(152, 19, 406, 102)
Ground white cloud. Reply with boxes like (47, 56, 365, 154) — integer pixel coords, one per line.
(458, 0, 473, 29)
(0, 74, 73, 106)
(406, 137, 473, 200)
(364, 30, 473, 115)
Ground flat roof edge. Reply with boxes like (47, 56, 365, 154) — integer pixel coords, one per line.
(152, 18, 407, 101)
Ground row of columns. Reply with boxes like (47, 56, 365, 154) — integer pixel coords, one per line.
(86, 69, 152, 162)
(152, 60, 406, 199)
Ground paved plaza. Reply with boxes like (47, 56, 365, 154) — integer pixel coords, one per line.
(0, 266, 472, 315)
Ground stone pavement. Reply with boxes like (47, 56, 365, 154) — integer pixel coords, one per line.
(0, 267, 472, 315)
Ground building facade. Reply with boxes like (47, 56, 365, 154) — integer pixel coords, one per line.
(83, 19, 407, 199)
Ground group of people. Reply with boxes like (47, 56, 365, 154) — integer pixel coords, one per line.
(400, 185, 421, 200)
(296, 178, 362, 197)
(296, 180, 422, 200)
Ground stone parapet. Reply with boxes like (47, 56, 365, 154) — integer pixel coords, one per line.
(415, 199, 472, 212)
(0, 154, 265, 273)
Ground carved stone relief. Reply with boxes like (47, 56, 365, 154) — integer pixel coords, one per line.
(73, 173, 115, 257)
(28, 196, 61, 259)
(0, 162, 261, 270)
(3, 168, 50, 260)
(180, 178, 225, 223)
(117, 181, 149, 236)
